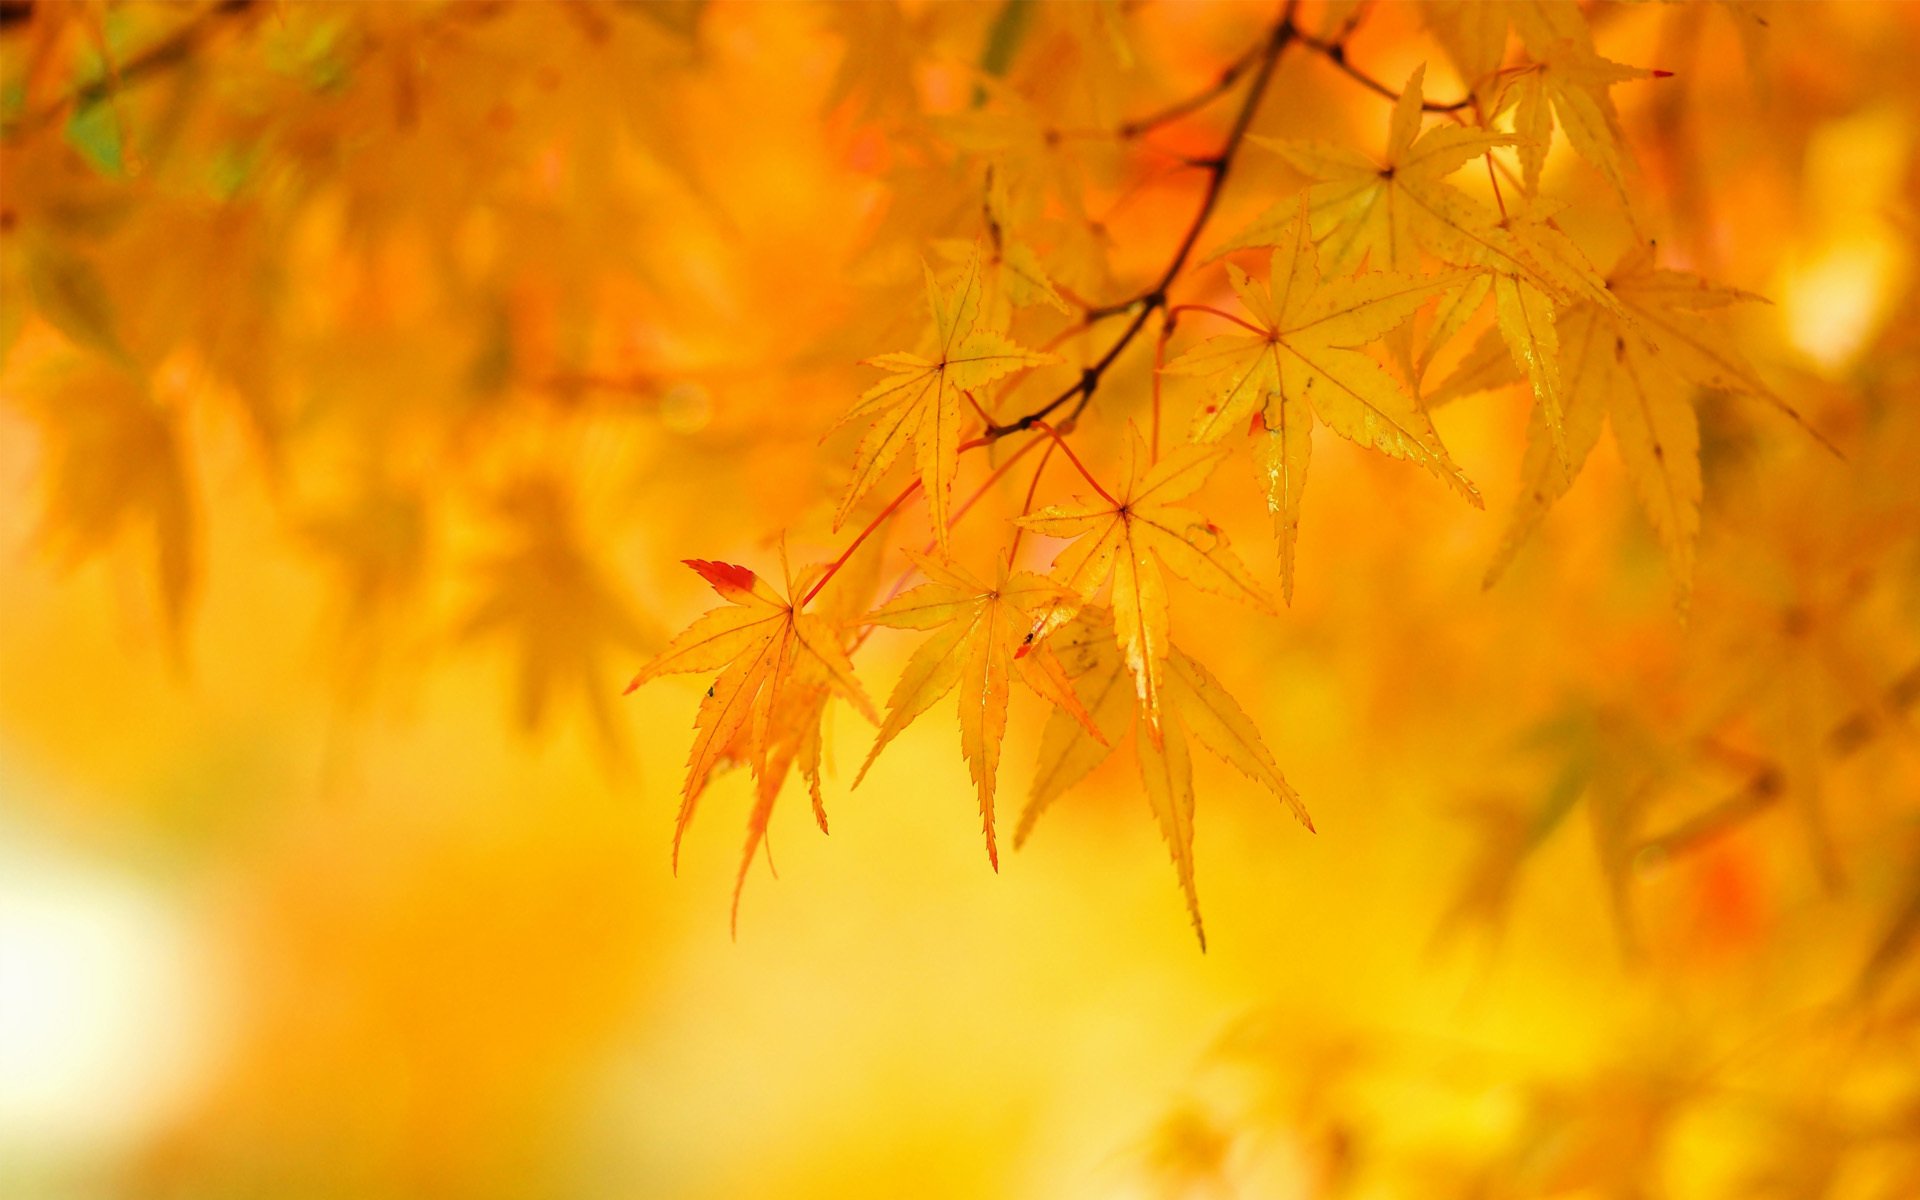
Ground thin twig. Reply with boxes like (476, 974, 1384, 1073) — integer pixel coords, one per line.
(1118, 39, 1267, 140)
(1293, 28, 1476, 113)
(1634, 663, 1920, 862)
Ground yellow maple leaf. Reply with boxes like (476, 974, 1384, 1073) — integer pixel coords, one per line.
(1014, 607, 1310, 949)
(837, 247, 1056, 554)
(1017, 426, 1275, 738)
(1604, 246, 1830, 448)
(1505, 0, 1663, 203)
(1488, 214, 1568, 463)
(1223, 64, 1514, 274)
(933, 235, 1071, 317)
(1421, 1, 1513, 99)
(16, 364, 194, 658)
(1436, 244, 1830, 610)
(1229, 66, 1624, 328)
(854, 552, 1100, 869)
(1163, 197, 1479, 602)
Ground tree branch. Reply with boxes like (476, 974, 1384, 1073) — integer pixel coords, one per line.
(1293, 28, 1476, 113)
(987, 8, 1299, 440)
(1117, 39, 1267, 141)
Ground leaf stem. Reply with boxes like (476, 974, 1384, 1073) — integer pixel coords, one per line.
(1150, 308, 1177, 463)
(1030, 421, 1120, 509)
(1005, 438, 1059, 567)
(846, 433, 1049, 652)
(804, 430, 1039, 612)
(1168, 303, 1265, 335)
(802, 481, 924, 608)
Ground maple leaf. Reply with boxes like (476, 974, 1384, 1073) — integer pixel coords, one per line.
(1222, 67, 1637, 475)
(15, 364, 195, 660)
(1466, 197, 1653, 468)
(1019, 608, 1141, 839)
(1228, 67, 1623, 323)
(1222, 64, 1514, 274)
(457, 478, 652, 749)
(625, 556, 878, 929)
(1604, 246, 1831, 449)
(937, 92, 1099, 243)
(1014, 607, 1311, 949)
(933, 235, 1071, 316)
(1017, 427, 1276, 739)
(838, 247, 1055, 554)
(853, 552, 1099, 869)
(1162, 198, 1480, 602)
(17, 236, 135, 368)
(1484, 303, 1697, 607)
(1504, 0, 1663, 203)
(1420, 0, 1664, 205)
(1441, 245, 1810, 608)
(1435, 729, 1588, 948)
(1489, 209, 1569, 464)
(300, 477, 428, 702)
(1421, 1, 1513, 99)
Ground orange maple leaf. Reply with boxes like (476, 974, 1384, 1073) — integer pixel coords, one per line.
(626, 556, 877, 929)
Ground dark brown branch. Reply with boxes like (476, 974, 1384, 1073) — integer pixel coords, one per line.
(1117, 39, 1267, 141)
(1294, 28, 1476, 113)
(1634, 662, 1920, 862)
(988, 8, 1299, 440)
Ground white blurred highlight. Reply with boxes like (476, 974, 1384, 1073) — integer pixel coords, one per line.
(0, 806, 219, 1165)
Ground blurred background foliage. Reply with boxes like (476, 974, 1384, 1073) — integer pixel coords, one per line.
(2, 1, 1918, 1197)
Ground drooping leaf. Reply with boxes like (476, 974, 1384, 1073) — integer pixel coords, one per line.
(1505, 0, 1662, 203)
(1604, 244, 1831, 448)
(17, 364, 195, 656)
(1136, 702, 1203, 946)
(1019, 607, 1138, 844)
(626, 556, 878, 930)
(1480, 252, 1706, 609)
(1163, 648, 1311, 833)
(1015, 607, 1309, 948)
(855, 552, 1099, 869)
(1492, 266, 1566, 463)
(1017, 426, 1275, 738)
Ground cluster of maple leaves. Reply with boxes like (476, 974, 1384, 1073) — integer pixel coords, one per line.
(623, 0, 1828, 944)
(0, 0, 1855, 946)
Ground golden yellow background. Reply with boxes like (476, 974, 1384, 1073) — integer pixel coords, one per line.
(3, 2, 1918, 1197)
